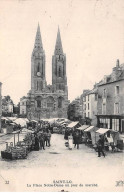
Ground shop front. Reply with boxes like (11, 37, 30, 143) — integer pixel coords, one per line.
(96, 115, 124, 134)
(76, 125, 89, 143)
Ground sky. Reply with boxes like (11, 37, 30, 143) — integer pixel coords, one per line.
(0, 0, 124, 104)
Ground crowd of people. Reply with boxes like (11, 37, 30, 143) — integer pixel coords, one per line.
(33, 123, 52, 151)
(64, 128, 109, 158)
(64, 129, 83, 150)
(29, 121, 111, 158)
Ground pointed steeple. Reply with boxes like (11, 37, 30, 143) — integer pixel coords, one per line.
(34, 23, 43, 50)
(54, 27, 63, 55)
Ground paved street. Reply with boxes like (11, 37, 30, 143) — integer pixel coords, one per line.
(0, 133, 124, 191)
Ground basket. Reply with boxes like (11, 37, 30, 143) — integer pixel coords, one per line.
(65, 142, 69, 147)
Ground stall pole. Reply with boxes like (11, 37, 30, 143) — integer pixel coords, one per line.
(14, 134, 15, 146)
(18, 133, 19, 142)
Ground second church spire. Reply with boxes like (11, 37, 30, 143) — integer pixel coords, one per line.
(54, 27, 63, 55)
(34, 23, 43, 50)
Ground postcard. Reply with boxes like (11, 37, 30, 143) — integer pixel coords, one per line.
(0, 0, 124, 192)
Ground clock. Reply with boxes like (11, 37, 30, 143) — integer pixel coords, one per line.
(37, 72, 41, 77)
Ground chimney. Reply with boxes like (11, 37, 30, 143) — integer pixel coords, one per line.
(116, 59, 119, 67)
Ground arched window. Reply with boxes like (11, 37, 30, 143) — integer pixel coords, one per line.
(37, 62, 40, 72)
(58, 97, 63, 108)
(47, 96, 54, 108)
(59, 66, 61, 77)
(37, 81, 38, 90)
(42, 62, 43, 76)
(37, 100, 41, 108)
(41, 81, 43, 90)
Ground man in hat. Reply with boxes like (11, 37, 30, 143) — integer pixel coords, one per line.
(97, 135, 105, 157)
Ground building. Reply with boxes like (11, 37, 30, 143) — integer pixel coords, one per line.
(27, 25, 69, 120)
(81, 89, 90, 119)
(82, 88, 98, 126)
(0, 82, 2, 132)
(20, 97, 28, 116)
(2, 96, 14, 116)
(97, 59, 124, 133)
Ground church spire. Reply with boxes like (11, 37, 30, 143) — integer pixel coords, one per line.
(54, 27, 63, 55)
(34, 23, 43, 50)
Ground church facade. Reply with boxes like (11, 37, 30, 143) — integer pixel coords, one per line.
(27, 25, 69, 120)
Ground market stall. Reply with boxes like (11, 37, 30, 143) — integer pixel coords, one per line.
(83, 126, 97, 146)
(110, 130, 124, 151)
(1, 129, 36, 160)
(1, 130, 28, 160)
(76, 125, 89, 143)
(95, 128, 124, 152)
(64, 121, 80, 140)
(14, 118, 27, 128)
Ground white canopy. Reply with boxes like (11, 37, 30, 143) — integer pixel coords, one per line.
(96, 128, 110, 134)
(1, 117, 9, 120)
(23, 118, 29, 123)
(58, 121, 66, 125)
(31, 120, 38, 123)
(7, 117, 17, 121)
(84, 126, 95, 132)
(21, 128, 35, 134)
(64, 119, 70, 122)
(77, 125, 89, 131)
(12, 130, 20, 134)
(14, 118, 27, 127)
(67, 121, 79, 128)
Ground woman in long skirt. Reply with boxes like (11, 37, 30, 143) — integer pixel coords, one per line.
(68, 134, 73, 150)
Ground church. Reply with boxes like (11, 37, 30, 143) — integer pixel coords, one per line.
(26, 24, 69, 120)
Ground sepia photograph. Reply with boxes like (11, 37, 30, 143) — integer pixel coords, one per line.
(0, 0, 124, 192)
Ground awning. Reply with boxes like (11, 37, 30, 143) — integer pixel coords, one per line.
(12, 130, 20, 134)
(110, 129, 119, 133)
(96, 128, 110, 134)
(14, 118, 27, 127)
(31, 120, 38, 123)
(21, 129, 35, 134)
(67, 121, 79, 128)
(9, 122, 17, 125)
(84, 126, 95, 132)
(7, 117, 17, 121)
(61, 123, 66, 125)
(23, 118, 29, 123)
(1, 117, 9, 120)
(77, 125, 89, 131)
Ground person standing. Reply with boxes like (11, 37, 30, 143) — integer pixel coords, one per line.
(72, 131, 76, 148)
(47, 130, 51, 147)
(44, 130, 48, 146)
(75, 131, 80, 149)
(39, 131, 45, 150)
(97, 135, 105, 157)
(68, 134, 73, 150)
(34, 133, 39, 151)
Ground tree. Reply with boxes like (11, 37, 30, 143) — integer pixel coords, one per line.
(2, 95, 13, 104)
